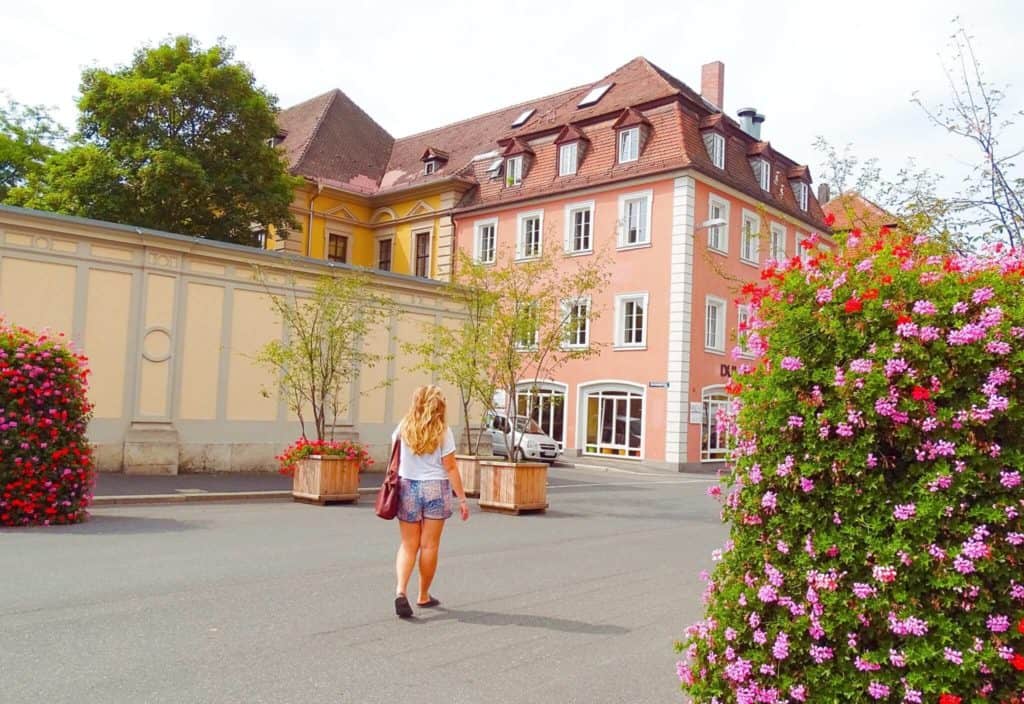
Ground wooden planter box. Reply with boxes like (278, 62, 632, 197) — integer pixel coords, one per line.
(455, 454, 495, 498)
(292, 456, 360, 505)
(479, 460, 548, 514)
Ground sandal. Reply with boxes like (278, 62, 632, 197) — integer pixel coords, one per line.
(417, 596, 441, 608)
(394, 594, 413, 619)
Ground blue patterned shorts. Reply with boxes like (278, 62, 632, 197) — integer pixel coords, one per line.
(398, 478, 452, 522)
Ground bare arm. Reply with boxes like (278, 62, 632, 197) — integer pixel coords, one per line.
(443, 452, 467, 503)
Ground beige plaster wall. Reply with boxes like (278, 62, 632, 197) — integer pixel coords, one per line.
(0, 206, 465, 473)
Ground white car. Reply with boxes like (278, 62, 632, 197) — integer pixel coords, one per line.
(485, 412, 560, 463)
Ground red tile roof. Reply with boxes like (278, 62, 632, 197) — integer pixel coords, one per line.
(822, 192, 898, 232)
(277, 89, 394, 193)
(275, 58, 828, 229)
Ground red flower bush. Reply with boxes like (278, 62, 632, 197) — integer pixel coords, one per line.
(1, 322, 94, 526)
(276, 437, 373, 476)
(677, 228, 1024, 701)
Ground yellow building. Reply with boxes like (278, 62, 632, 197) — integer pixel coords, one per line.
(269, 89, 481, 281)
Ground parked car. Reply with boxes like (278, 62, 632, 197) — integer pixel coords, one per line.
(485, 411, 560, 463)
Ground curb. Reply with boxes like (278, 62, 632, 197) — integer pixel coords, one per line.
(92, 486, 380, 507)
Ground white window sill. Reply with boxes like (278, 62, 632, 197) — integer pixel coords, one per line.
(617, 157, 639, 165)
(561, 344, 590, 351)
(515, 255, 541, 263)
(700, 457, 728, 463)
(616, 241, 652, 252)
(740, 258, 760, 268)
(582, 450, 643, 460)
(708, 246, 728, 256)
(613, 344, 647, 351)
(563, 249, 594, 257)
(704, 347, 726, 356)
(515, 347, 539, 353)
(473, 258, 496, 266)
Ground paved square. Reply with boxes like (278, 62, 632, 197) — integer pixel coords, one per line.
(1, 467, 723, 703)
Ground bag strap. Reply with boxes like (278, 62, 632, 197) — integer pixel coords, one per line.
(387, 436, 401, 477)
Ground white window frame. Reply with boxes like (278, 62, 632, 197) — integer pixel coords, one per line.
(736, 303, 753, 358)
(412, 229, 433, 278)
(376, 235, 394, 271)
(752, 158, 771, 191)
(793, 181, 809, 211)
(559, 142, 579, 176)
(769, 223, 786, 262)
(707, 195, 729, 254)
(617, 189, 653, 249)
(705, 295, 727, 353)
(703, 132, 725, 169)
(514, 302, 539, 351)
(701, 385, 730, 462)
(618, 127, 640, 163)
(740, 211, 760, 266)
(516, 210, 544, 260)
(577, 381, 646, 460)
(614, 292, 649, 349)
(474, 218, 498, 264)
(424, 160, 438, 175)
(506, 155, 523, 186)
(561, 296, 591, 349)
(515, 380, 568, 449)
(563, 200, 594, 255)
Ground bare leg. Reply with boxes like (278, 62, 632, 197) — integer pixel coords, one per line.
(396, 520, 421, 597)
(417, 518, 446, 604)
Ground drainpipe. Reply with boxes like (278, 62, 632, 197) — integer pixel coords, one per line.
(306, 179, 323, 258)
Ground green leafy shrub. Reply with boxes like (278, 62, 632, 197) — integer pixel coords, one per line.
(1, 322, 94, 526)
(677, 226, 1024, 702)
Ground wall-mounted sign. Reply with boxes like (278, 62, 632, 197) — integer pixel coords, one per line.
(719, 364, 738, 378)
(689, 402, 703, 425)
(648, 381, 669, 388)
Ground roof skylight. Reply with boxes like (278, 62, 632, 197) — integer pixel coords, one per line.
(511, 108, 535, 127)
(486, 158, 503, 173)
(577, 83, 612, 108)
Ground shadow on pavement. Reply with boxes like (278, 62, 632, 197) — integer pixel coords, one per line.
(422, 607, 630, 635)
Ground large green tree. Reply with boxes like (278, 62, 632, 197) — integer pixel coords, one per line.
(9, 36, 298, 246)
(0, 95, 64, 201)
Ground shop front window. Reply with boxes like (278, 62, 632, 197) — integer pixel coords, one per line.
(582, 384, 643, 458)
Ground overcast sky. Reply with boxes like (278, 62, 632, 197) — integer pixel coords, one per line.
(3, 0, 1021, 198)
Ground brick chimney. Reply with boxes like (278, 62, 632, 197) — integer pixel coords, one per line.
(701, 61, 725, 110)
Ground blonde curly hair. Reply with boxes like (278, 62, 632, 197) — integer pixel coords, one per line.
(401, 385, 448, 455)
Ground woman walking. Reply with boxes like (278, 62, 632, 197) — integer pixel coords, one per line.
(393, 385, 469, 619)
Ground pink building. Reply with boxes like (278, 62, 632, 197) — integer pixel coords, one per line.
(447, 58, 830, 470)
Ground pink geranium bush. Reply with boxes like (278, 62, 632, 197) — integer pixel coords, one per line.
(276, 437, 374, 476)
(0, 322, 94, 526)
(677, 226, 1024, 702)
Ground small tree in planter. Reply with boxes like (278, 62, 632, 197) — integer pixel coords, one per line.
(478, 243, 610, 513)
(405, 252, 499, 496)
(257, 270, 393, 504)
(0, 322, 94, 526)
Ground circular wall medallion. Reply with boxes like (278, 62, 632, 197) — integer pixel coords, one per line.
(142, 327, 173, 362)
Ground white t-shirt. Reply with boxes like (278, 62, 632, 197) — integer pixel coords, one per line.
(391, 425, 457, 481)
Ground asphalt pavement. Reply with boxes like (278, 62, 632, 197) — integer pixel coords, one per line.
(0, 466, 724, 704)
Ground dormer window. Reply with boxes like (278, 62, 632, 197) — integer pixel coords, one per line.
(792, 181, 809, 211)
(703, 132, 725, 169)
(751, 158, 770, 191)
(420, 147, 449, 176)
(506, 156, 523, 186)
(618, 127, 639, 163)
(559, 142, 579, 176)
